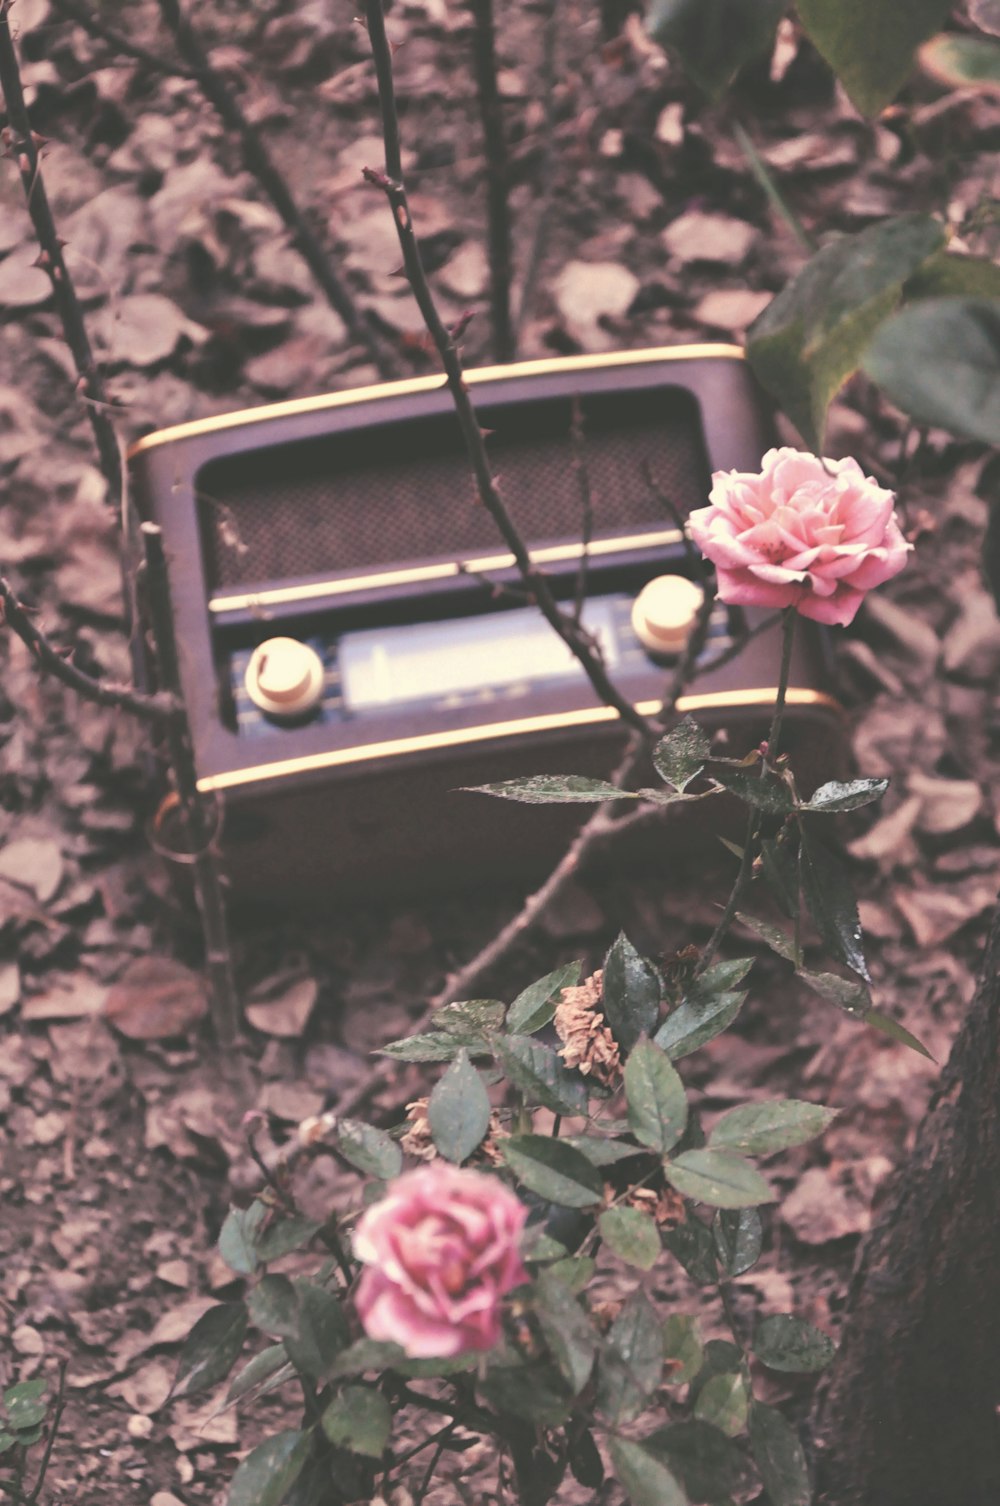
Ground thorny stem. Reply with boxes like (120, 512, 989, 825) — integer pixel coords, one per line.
(26, 1362, 67, 1506)
(697, 607, 797, 974)
(469, 0, 514, 362)
(362, 0, 651, 738)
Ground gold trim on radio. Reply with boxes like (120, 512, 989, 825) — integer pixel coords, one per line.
(197, 688, 842, 794)
(127, 344, 746, 458)
(208, 528, 686, 614)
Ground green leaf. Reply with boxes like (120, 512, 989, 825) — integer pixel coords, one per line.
(921, 31, 1000, 89)
(906, 249, 1000, 301)
(653, 717, 711, 790)
(752, 1314, 836, 1373)
(797, 968, 870, 1016)
(534, 1271, 599, 1394)
(685, 958, 754, 1002)
(713, 1207, 763, 1279)
(645, 1419, 756, 1503)
(694, 1370, 749, 1437)
(218, 1202, 268, 1276)
(0, 1432, 18, 1456)
(665, 1151, 775, 1209)
(598, 1290, 664, 1424)
(609, 1437, 687, 1506)
(546, 1255, 596, 1293)
(173, 1303, 248, 1400)
(662, 1314, 703, 1386)
(760, 837, 800, 918)
(326, 1338, 406, 1378)
(645, 0, 785, 98)
(465, 775, 641, 803)
(737, 911, 797, 961)
(334, 1119, 403, 1180)
(285, 1281, 349, 1381)
(654, 991, 746, 1059)
(747, 214, 946, 447)
(862, 297, 1000, 445)
(664, 1217, 721, 1285)
(625, 1039, 688, 1153)
(599, 1206, 662, 1270)
(498, 1036, 590, 1115)
(798, 0, 950, 114)
(247, 1275, 299, 1339)
(226, 1345, 292, 1403)
(3, 1379, 48, 1432)
(431, 998, 506, 1038)
(804, 777, 889, 813)
(228, 1429, 312, 1506)
(501, 1135, 604, 1208)
(321, 1386, 392, 1458)
(800, 826, 870, 982)
(865, 1007, 936, 1060)
(748, 1401, 811, 1506)
(507, 961, 581, 1034)
(254, 1216, 321, 1264)
(428, 1049, 491, 1163)
(568, 1426, 605, 1489)
(709, 1099, 838, 1156)
(712, 766, 793, 813)
(478, 1360, 573, 1425)
(564, 1134, 646, 1167)
(603, 933, 662, 1053)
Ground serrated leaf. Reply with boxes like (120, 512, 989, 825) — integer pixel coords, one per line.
(535, 1271, 599, 1394)
(603, 933, 662, 1053)
(625, 1039, 688, 1153)
(609, 1437, 687, 1506)
(760, 838, 800, 918)
(646, 0, 785, 98)
(694, 1370, 749, 1437)
(334, 1119, 403, 1179)
(599, 1206, 662, 1270)
(653, 717, 711, 790)
(507, 961, 582, 1034)
(798, 0, 950, 115)
(498, 1036, 589, 1115)
(752, 1314, 836, 1373)
(797, 968, 870, 1015)
(804, 777, 889, 813)
(598, 1290, 664, 1424)
(748, 1401, 811, 1506)
(654, 991, 746, 1059)
(321, 1386, 391, 1458)
(465, 775, 641, 803)
(285, 1281, 349, 1380)
(713, 766, 793, 813)
(662, 1313, 703, 1385)
(376, 1031, 483, 1063)
(862, 296, 1000, 445)
(645, 1419, 756, 1503)
(747, 214, 947, 447)
(865, 1007, 936, 1060)
(173, 1303, 248, 1399)
(501, 1135, 604, 1208)
(736, 912, 797, 962)
(709, 1099, 837, 1156)
(665, 1151, 775, 1209)
(247, 1275, 299, 1339)
(427, 1050, 491, 1163)
(218, 1202, 268, 1276)
(713, 1207, 763, 1279)
(228, 1429, 312, 1506)
(226, 1345, 292, 1403)
(431, 998, 506, 1038)
(664, 1217, 721, 1285)
(800, 826, 870, 982)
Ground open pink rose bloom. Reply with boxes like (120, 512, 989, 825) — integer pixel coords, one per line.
(688, 447, 911, 626)
(353, 1163, 528, 1358)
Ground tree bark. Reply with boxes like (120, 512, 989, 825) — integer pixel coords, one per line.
(814, 897, 1000, 1506)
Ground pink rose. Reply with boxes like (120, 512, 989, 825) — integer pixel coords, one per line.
(353, 1164, 528, 1358)
(688, 447, 910, 627)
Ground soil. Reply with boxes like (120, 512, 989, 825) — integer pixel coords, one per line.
(1, 2, 998, 1503)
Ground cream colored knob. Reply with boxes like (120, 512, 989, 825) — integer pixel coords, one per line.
(631, 574, 704, 655)
(245, 637, 325, 718)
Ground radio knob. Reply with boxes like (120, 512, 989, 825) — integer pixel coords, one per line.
(245, 637, 325, 719)
(631, 574, 705, 656)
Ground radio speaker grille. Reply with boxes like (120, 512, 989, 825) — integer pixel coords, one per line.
(197, 388, 711, 589)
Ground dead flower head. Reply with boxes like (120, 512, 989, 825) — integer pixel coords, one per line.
(553, 968, 621, 1086)
(400, 1098, 507, 1165)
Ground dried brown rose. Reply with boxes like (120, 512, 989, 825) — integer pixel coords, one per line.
(553, 968, 621, 1086)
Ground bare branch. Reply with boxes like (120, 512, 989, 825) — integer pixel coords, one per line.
(49, 0, 198, 78)
(513, 0, 560, 340)
(468, 0, 514, 362)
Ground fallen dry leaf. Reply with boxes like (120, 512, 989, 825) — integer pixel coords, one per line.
(21, 974, 108, 1022)
(894, 879, 996, 947)
(781, 1167, 871, 1244)
(245, 973, 317, 1037)
(0, 836, 64, 901)
(105, 957, 208, 1040)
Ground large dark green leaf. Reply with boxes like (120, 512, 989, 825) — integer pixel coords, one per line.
(653, 717, 711, 790)
(228, 1429, 312, 1506)
(646, 0, 785, 97)
(798, 0, 950, 114)
(685, 958, 754, 1002)
(534, 1271, 599, 1394)
(747, 214, 946, 447)
(662, 1313, 704, 1385)
(803, 777, 889, 813)
(665, 1151, 775, 1209)
(478, 1360, 573, 1425)
(664, 1216, 721, 1285)
(218, 1202, 268, 1276)
(173, 1303, 248, 1399)
(431, 998, 506, 1039)
(321, 1386, 392, 1458)
(800, 826, 870, 982)
(694, 1369, 749, 1437)
(285, 1281, 349, 1381)
(2, 1379, 48, 1432)
(748, 1402, 811, 1506)
(465, 775, 640, 804)
(797, 968, 870, 1016)
(333, 1119, 403, 1180)
(646, 1420, 756, 1504)
(599, 1206, 662, 1270)
(709, 1099, 837, 1155)
(712, 766, 793, 813)
(713, 1207, 763, 1279)
(254, 1215, 321, 1264)
(736, 912, 797, 962)
(603, 933, 662, 1053)
(501, 1135, 604, 1208)
(655, 991, 746, 1058)
(752, 1314, 836, 1373)
(760, 837, 800, 917)
(921, 32, 1000, 89)
(428, 1049, 491, 1163)
(862, 297, 1000, 445)
(226, 1345, 292, 1403)
(376, 1032, 481, 1063)
(507, 961, 581, 1034)
(609, 1437, 687, 1506)
(624, 1039, 688, 1153)
(498, 1036, 589, 1115)
(597, 1291, 664, 1424)
(247, 1276, 299, 1339)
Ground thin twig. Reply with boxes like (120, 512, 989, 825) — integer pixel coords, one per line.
(513, 0, 560, 341)
(49, 0, 198, 77)
(363, 0, 650, 737)
(468, 0, 514, 362)
(414, 1422, 459, 1506)
(0, 0, 122, 508)
(26, 1362, 67, 1506)
(732, 117, 815, 254)
(153, 0, 394, 378)
(0, 577, 178, 723)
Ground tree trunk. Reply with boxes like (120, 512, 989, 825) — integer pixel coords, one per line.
(814, 899, 1000, 1506)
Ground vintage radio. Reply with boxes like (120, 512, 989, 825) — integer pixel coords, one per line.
(129, 346, 843, 903)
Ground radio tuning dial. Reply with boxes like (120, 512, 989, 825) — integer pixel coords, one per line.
(631, 574, 705, 656)
(245, 637, 325, 719)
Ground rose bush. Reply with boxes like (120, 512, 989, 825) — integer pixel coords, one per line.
(688, 447, 911, 626)
(353, 1162, 529, 1358)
